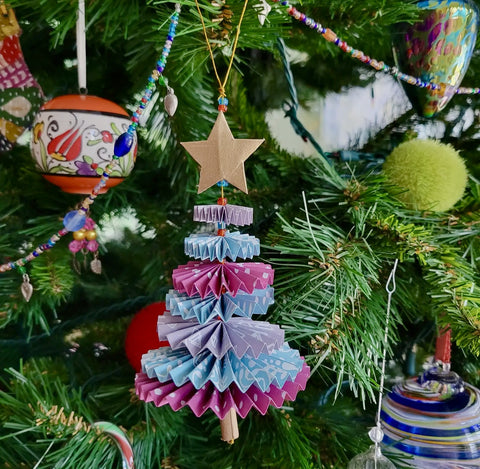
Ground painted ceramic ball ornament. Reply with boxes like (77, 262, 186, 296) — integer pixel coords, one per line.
(392, 0, 479, 118)
(383, 139, 468, 211)
(30, 95, 137, 194)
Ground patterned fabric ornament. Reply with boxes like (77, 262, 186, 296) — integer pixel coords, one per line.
(193, 204, 253, 225)
(136, 362, 310, 420)
(0, 6, 43, 151)
(392, 0, 479, 117)
(172, 260, 274, 298)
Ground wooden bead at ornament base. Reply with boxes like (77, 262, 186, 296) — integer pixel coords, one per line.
(31, 95, 138, 194)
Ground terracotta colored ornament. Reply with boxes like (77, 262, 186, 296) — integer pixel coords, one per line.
(392, 0, 479, 118)
(125, 302, 169, 372)
(30, 95, 137, 194)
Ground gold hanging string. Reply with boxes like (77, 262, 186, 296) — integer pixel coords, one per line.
(194, 0, 249, 98)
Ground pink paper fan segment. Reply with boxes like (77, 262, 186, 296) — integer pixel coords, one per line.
(136, 203, 310, 425)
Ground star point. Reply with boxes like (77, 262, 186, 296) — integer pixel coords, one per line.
(181, 112, 264, 194)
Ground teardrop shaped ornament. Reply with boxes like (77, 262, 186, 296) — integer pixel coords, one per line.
(90, 255, 102, 275)
(21, 274, 33, 302)
(164, 87, 178, 117)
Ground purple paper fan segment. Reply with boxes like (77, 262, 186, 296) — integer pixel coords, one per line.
(136, 204, 310, 418)
(157, 311, 285, 358)
(193, 204, 253, 226)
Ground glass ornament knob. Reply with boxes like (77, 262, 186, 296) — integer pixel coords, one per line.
(347, 445, 396, 469)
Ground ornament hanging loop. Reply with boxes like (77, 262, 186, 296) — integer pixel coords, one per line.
(374, 259, 398, 459)
(385, 260, 397, 295)
(76, 0, 87, 93)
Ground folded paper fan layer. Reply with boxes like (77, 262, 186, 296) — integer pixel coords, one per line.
(141, 344, 303, 392)
(157, 311, 284, 358)
(166, 287, 274, 323)
(193, 204, 253, 226)
(135, 361, 310, 419)
(184, 231, 260, 261)
(172, 261, 274, 298)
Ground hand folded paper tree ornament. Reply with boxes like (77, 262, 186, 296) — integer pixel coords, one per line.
(135, 202, 310, 439)
(136, 110, 309, 442)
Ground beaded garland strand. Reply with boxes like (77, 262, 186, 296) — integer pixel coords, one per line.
(270, 0, 480, 96)
(0, 4, 181, 276)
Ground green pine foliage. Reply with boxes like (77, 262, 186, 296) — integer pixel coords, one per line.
(1, 0, 480, 467)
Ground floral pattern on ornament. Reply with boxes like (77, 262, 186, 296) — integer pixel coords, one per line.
(31, 110, 136, 178)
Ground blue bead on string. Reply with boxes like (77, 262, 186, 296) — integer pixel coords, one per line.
(63, 210, 87, 232)
(114, 132, 135, 157)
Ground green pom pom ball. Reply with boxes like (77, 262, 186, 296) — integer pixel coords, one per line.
(383, 139, 468, 211)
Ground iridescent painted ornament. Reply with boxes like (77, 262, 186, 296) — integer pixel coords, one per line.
(392, 0, 479, 117)
(31, 95, 137, 194)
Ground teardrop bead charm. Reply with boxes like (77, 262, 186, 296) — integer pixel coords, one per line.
(164, 86, 178, 116)
(21, 274, 33, 302)
(90, 253, 102, 275)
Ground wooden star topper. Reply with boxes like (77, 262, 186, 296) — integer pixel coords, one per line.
(181, 112, 264, 194)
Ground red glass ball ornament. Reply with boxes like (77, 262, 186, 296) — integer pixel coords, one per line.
(124, 301, 169, 372)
